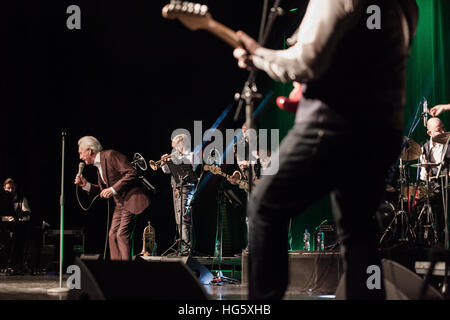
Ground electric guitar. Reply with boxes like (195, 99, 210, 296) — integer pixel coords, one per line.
(203, 164, 249, 192)
(162, 1, 301, 113)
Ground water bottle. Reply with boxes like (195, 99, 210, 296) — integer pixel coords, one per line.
(215, 240, 221, 258)
(316, 229, 325, 251)
(303, 229, 310, 251)
(152, 243, 157, 256)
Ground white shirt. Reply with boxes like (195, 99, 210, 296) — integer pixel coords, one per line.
(252, 0, 362, 83)
(83, 152, 117, 195)
(420, 139, 444, 181)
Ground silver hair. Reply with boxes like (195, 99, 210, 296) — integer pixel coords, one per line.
(172, 133, 190, 148)
(78, 136, 103, 153)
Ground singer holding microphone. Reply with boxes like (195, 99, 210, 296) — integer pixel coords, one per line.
(74, 136, 150, 260)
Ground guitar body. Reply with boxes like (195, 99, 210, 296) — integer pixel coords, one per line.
(276, 82, 302, 114)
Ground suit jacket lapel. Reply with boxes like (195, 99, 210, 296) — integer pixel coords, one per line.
(97, 170, 103, 191)
(99, 151, 110, 187)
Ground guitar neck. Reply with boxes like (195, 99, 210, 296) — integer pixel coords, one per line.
(206, 167, 249, 189)
(205, 19, 241, 48)
(214, 171, 233, 180)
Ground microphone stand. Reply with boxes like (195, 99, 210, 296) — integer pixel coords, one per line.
(48, 132, 70, 295)
(233, 0, 284, 196)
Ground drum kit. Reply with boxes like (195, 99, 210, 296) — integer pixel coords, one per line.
(378, 133, 450, 248)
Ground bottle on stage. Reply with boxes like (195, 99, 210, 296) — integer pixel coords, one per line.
(303, 229, 310, 251)
(316, 229, 325, 251)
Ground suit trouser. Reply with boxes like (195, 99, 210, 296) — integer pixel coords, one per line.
(109, 202, 136, 261)
(247, 122, 402, 300)
(172, 186, 194, 252)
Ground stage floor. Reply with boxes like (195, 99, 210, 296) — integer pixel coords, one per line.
(0, 274, 335, 300)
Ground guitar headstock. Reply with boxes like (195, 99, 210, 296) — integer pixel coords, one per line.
(162, 2, 211, 31)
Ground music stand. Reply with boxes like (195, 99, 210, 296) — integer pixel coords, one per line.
(162, 160, 197, 256)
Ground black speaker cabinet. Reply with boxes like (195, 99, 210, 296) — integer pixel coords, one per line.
(242, 250, 342, 294)
(335, 259, 444, 300)
(70, 256, 210, 300)
(137, 255, 214, 285)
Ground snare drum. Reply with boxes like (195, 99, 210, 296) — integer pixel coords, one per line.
(401, 183, 434, 201)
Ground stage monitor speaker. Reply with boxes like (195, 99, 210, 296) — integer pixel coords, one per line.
(335, 259, 444, 300)
(70, 256, 210, 300)
(137, 255, 214, 285)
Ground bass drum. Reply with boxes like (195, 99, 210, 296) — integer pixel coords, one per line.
(375, 201, 396, 247)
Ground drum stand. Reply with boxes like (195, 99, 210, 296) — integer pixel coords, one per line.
(415, 173, 438, 246)
(380, 159, 415, 245)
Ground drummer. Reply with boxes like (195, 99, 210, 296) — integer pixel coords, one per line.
(420, 118, 449, 182)
(419, 117, 448, 247)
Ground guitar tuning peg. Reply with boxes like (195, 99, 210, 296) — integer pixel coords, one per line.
(200, 5, 208, 15)
(193, 3, 201, 14)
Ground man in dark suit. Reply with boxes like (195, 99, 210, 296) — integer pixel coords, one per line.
(74, 136, 150, 260)
(233, 0, 418, 299)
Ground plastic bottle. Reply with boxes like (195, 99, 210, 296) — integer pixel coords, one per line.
(317, 229, 325, 251)
(152, 242, 157, 256)
(303, 229, 310, 251)
(215, 240, 221, 258)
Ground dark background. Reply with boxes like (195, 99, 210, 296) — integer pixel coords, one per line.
(0, 1, 305, 257)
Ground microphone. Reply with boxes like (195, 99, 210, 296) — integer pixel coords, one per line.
(78, 162, 85, 177)
(423, 98, 428, 127)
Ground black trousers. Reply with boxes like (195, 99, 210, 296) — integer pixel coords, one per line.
(247, 122, 402, 300)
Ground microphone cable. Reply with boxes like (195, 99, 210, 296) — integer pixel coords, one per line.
(103, 199, 110, 260)
(75, 184, 100, 211)
(75, 184, 110, 260)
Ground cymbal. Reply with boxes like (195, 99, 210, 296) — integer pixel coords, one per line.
(410, 163, 440, 168)
(433, 132, 450, 144)
(400, 138, 421, 161)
